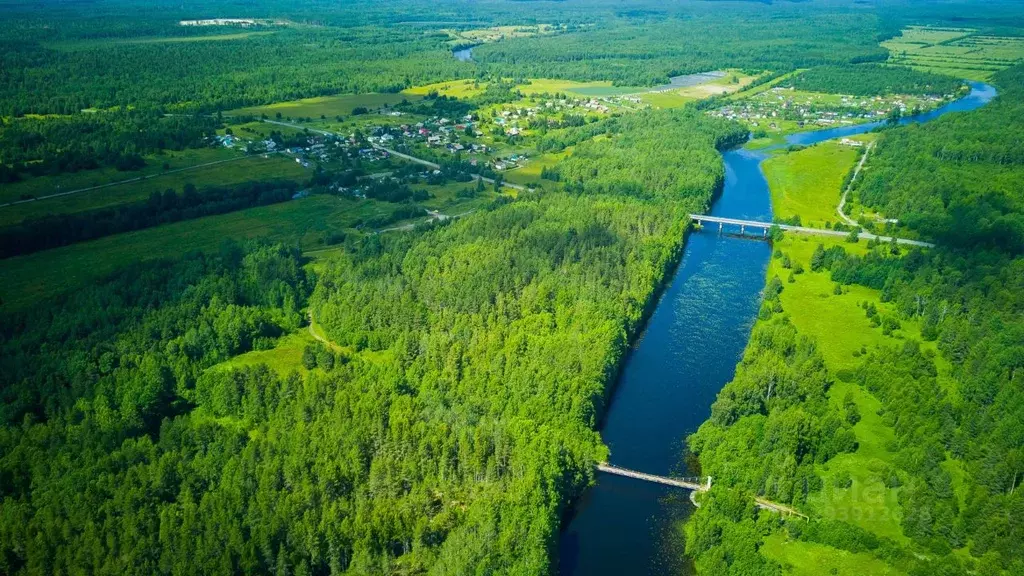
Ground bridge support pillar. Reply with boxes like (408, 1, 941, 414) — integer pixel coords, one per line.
(763, 227, 767, 238)
(740, 224, 745, 235)
(719, 222, 723, 234)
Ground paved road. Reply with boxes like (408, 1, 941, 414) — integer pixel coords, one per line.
(691, 214, 934, 248)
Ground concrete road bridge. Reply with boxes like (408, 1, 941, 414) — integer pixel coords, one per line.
(689, 214, 934, 248)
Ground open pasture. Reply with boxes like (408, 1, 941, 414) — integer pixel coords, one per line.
(0, 147, 239, 205)
(883, 26, 1024, 80)
(403, 79, 486, 98)
(227, 93, 423, 120)
(515, 78, 645, 97)
(445, 24, 560, 45)
(502, 149, 571, 186)
(762, 140, 861, 228)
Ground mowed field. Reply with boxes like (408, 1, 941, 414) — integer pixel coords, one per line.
(883, 26, 1024, 80)
(516, 78, 645, 97)
(227, 93, 423, 119)
(0, 153, 307, 227)
(762, 140, 863, 227)
(403, 79, 487, 98)
(502, 149, 571, 186)
(0, 147, 239, 205)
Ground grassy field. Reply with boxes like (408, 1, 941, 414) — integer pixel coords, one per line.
(227, 93, 423, 119)
(882, 26, 1024, 80)
(638, 91, 695, 109)
(515, 78, 645, 97)
(762, 140, 861, 227)
(767, 234, 956, 547)
(226, 120, 311, 139)
(502, 149, 571, 186)
(445, 24, 559, 45)
(0, 195, 391, 311)
(0, 170, 501, 311)
(0, 153, 307, 227)
(403, 79, 486, 98)
(211, 330, 317, 376)
(726, 70, 804, 101)
(761, 533, 907, 576)
(0, 147, 240, 205)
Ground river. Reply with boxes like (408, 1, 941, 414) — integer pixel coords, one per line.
(558, 80, 995, 576)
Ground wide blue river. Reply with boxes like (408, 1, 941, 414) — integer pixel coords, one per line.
(558, 81, 995, 576)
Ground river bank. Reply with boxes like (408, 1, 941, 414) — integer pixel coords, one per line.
(558, 81, 996, 576)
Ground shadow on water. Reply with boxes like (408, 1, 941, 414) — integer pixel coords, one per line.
(558, 81, 996, 576)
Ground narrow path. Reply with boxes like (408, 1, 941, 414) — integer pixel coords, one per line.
(837, 141, 874, 227)
(375, 208, 476, 233)
(307, 311, 343, 352)
(597, 462, 809, 519)
(0, 154, 257, 209)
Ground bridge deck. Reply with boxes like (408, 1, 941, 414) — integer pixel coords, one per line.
(597, 463, 705, 491)
(688, 214, 934, 248)
(597, 462, 808, 519)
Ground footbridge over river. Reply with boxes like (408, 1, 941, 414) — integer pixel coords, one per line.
(597, 463, 808, 519)
(689, 214, 934, 248)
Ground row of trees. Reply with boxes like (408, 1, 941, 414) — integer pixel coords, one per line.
(785, 64, 964, 97)
(0, 180, 300, 258)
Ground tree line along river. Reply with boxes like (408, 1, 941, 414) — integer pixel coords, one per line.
(558, 81, 997, 576)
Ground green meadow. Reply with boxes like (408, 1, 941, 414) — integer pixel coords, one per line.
(0, 195, 387, 311)
(502, 149, 571, 187)
(0, 153, 307, 227)
(0, 147, 240, 205)
(210, 330, 317, 376)
(403, 79, 487, 98)
(762, 140, 862, 227)
(44, 31, 276, 51)
(883, 26, 1024, 80)
(0, 174, 500, 312)
(227, 93, 423, 119)
(760, 233, 961, 570)
(760, 533, 907, 576)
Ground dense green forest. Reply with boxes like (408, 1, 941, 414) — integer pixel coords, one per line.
(785, 64, 965, 96)
(3, 0, 1024, 574)
(853, 66, 1024, 253)
(0, 101, 742, 573)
